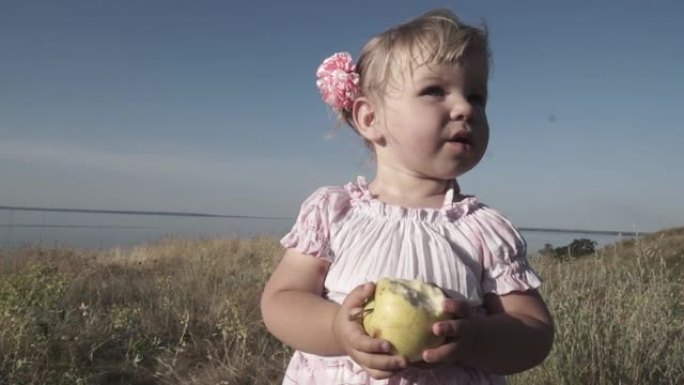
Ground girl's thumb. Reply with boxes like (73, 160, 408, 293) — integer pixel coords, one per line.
(344, 282, 375, 308)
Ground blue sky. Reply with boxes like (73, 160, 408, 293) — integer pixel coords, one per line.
(1, 0, 682, 233)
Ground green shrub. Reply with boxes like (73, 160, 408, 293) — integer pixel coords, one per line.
(540, 238, 597, 261)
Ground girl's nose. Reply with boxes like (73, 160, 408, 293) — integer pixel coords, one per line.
(449, 97, 473, 122)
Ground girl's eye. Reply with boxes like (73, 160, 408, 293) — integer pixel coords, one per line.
(421, 86, 446, 97)
(468, 93, 487, 106)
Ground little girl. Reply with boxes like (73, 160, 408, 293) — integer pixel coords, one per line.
(261, 9, 554, 385)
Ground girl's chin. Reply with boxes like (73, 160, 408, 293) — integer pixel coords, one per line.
(442, 160, 479, 178)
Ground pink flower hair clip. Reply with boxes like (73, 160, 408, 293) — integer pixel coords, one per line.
(316, 52, 360, 112)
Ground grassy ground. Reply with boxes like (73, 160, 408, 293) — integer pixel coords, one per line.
(1, 228, 682, 385)
(508, 227, 684, 385)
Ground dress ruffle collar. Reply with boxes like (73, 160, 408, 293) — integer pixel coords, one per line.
(344, 176, 480, 222)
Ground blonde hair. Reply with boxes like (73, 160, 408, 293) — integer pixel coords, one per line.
(341, 9, 490, 130)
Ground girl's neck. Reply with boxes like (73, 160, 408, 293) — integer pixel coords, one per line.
(367, 169, 459, 209)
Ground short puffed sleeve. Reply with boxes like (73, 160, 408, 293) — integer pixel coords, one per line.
(280, 186, 351, 262)
(472, 207, 542, 295)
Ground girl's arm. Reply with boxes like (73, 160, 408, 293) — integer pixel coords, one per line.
(260, 248, 408, 378)
(467, 290, 554, 374)
(422, 289, 554, 375)
(260, 248, 341, 354)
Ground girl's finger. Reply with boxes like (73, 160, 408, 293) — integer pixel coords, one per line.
(342, 282, 376, 310)
(349, 332, 392, 354)
(432, 319, 467, 337)
(443, 298, 473, 318)
(347, 307, 364, 322)
(353, 351, 408, 373)
(421, 341, 457, 363)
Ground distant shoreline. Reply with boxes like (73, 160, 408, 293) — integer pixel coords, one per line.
(1, 205, 644, 237)
(519, 227, 643, 237)
(0, 205, 291, 220)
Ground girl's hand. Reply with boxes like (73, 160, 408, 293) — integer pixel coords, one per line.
(333, 282, 408, 379)
(420, 297, 479, 365)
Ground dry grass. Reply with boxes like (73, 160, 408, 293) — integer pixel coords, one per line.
(509, 227, 684, 385)
(1, 228, 682, 385)
(0, 236, 291, 385)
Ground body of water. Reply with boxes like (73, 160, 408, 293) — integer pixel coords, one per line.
(0, 209, 637, 254)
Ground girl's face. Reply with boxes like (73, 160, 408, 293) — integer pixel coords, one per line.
(373, 53, 489, 181)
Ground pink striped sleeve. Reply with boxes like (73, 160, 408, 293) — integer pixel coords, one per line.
(280, 186, 350, 262)
(472, 207, 542, 295)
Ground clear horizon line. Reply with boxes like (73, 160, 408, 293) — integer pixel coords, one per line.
(0, 205, 292, 221)
(0, 224, 160, 229)
(0, 205, 648, 236)
(518, 227, 644, 237)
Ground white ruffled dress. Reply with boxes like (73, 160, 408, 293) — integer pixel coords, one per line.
(279, 177, 542, 385)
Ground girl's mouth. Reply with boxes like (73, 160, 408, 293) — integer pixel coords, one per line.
(448, 138, 470, 144)
(446, 132, 472, 145)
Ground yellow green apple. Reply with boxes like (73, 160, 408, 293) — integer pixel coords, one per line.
(362, 278, 450, 362)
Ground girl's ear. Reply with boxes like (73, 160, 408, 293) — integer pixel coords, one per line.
(352, 96, 384, 144)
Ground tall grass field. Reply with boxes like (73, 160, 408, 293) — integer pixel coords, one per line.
(1, 228, 682, 385)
